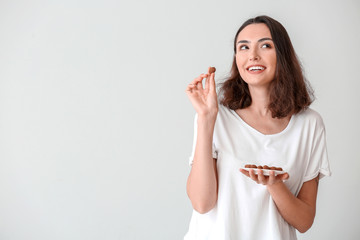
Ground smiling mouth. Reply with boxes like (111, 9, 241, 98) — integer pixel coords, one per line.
(247, 65, 266, 72)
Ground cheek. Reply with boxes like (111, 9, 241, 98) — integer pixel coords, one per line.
(236, 62, 247, 80)
(235, 55, 245, 71)
(270, 52, 277, 67)
(271, 57, 277, 74)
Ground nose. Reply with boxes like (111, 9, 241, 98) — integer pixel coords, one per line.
(249, 48, 260, 61)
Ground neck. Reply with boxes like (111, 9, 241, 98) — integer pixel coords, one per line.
(248, 86, 271, 117)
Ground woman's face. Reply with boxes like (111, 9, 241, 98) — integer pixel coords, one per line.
(235, 23, 277, 89)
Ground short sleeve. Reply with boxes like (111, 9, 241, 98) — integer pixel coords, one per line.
(188, 114, 218, 166)
(303, 126, 332, 182)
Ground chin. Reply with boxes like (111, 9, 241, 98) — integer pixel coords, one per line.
(242, 77, 273, 87)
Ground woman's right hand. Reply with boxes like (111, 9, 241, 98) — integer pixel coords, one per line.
(186, 67, 218, 118)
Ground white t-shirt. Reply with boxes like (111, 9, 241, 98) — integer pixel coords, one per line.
(184, 105, 331, 240)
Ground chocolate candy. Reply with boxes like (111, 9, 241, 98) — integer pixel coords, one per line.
(245, 164, 257, 168)
(244, 164, 283, 172)
(209, 67, 216, 74)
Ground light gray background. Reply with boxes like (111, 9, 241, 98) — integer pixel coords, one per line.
(0, 0, 359, 239)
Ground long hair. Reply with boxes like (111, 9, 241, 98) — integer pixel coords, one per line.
(219, 15, 313, 118)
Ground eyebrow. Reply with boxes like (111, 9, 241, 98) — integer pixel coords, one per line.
(237, 37, 273, 45)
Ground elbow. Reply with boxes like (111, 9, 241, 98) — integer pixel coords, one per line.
(297, 227, 310, 234)
(192, 201, 216, 214)
(295, 206, 316, 233)
(188, 192, 217, 214)
(296, 219, 314, 233)
(186, 184, 218, 214)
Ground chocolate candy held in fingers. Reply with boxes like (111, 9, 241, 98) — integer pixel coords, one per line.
(209, 67, 216, 74)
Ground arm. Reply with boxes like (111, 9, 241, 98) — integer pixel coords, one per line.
(185, 69, 218, 214)
(186, 116, 218, 214)
(240, 169, 319, 232)
(267, 174, 319, 233)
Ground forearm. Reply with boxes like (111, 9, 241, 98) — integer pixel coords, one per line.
(187, 115, 218, 214)
(267, 182, 316, 233)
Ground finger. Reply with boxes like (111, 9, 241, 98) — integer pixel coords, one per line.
(196, 81, 203, 90)
(239, 168, 250, 177)
(257, 170, 267, 184)
(268, 170, 276, 184)
(186, 85, 195, 93)
(279, 173, 290, 181)
(249, 169, 258, 182)
(190, 74, 208, 86)
(269, 170, 276, 178)
(186, 82, 199, 92)
(209, 73, 216, 93)
(204, 76, 210, 94)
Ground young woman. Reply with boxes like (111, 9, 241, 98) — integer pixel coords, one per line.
(184, 15, 331, 240)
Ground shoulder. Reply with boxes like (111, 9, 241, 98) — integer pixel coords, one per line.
(217, 103, 228, 114)
(216, 104, 235, 120)
(212, 104, 238, 130)
(297, 108, 324, 121)
(294, 108, 325, 131)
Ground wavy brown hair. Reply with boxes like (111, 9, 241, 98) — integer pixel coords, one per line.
(219, 15, 313, 118)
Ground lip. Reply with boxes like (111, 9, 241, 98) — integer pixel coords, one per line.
(246, 65, 266, 74)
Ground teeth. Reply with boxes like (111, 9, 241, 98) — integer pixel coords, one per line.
(249, 66, 265, 71)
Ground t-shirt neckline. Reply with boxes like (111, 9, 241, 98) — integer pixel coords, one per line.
(229, 108, 295, 137)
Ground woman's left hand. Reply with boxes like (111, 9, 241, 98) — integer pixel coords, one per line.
(239, 168, 289, 186)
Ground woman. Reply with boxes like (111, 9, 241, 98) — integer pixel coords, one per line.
(184, 15, 331, 240)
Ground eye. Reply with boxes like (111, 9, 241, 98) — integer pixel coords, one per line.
(239, 45, 248, 50)
(261, 43, 272, 48)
